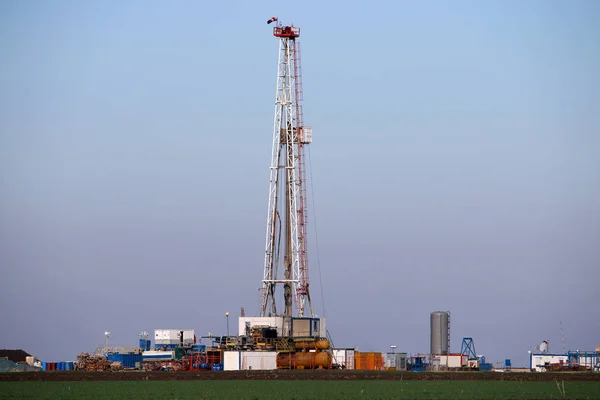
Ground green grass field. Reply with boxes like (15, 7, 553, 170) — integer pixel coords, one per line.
(1, 380, 599, 400)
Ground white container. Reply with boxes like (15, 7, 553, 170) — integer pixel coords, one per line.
(224, 351, 241, 371)
(530, 354, 569, 372)
(182, 330, 195, 345)
(240, 351, 277, 370)
(432, 354, 466, 368)
(154, 329, 195, 346)
(332, 349, 355, 369)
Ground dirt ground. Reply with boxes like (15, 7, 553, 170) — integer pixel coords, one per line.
(1, 371, 598, 382)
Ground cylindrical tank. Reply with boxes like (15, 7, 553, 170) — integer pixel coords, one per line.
(293, 351, 332, 369)
(294, 352, 316, 369)
(294, 339, 330, 350)
(314, 352, 332, 369)
(430, 311, 449, 355)
(276, 352, 332, 369)
(276, 353, 294, 369)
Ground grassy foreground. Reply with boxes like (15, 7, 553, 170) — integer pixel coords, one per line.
(1, 380, 599, 399)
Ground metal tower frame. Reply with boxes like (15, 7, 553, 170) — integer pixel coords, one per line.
(461, 337, 477, 359)
(261, 21, 313, 318)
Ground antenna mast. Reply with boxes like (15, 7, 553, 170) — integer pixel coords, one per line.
(261, 18, 314, 318)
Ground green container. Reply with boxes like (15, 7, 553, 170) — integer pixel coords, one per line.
(174, 347, 185, 360)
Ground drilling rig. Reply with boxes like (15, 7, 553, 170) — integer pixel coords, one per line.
(229, 18, 331, 369)
(261, 17, 314, 319)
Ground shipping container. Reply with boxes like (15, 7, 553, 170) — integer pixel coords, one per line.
(224, 351, 241, 371)
(154, 329, 195, 346)
(240, 351, 277, 370)
(332, 349, 355, 369)
(354, 352, 383, 370)
(108, 353, 143, 368)
(290, 318, 321, 338)
(431, 354, 466, 369)
(384, 353, 407, 371)
(529, 354, 569, 372)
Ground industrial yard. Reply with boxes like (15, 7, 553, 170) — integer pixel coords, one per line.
(2, 2, 599, 400)
(2, 16, 599, 381)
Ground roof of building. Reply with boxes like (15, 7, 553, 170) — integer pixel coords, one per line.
(0, 349, 31, 363)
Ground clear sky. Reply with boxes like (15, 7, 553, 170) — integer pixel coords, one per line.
(1, 0, 598, 367)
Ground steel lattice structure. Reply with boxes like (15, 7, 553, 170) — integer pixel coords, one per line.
(261, 21, 314, 318)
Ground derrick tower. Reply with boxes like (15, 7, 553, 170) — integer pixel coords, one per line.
(261, 18, 314, 318)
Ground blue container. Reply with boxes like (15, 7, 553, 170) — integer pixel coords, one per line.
(57, 362, 63, 371)
(139, 339, 151, 351)
(212, 363, 223, 371)
(69, 361, 75, 370)
(193, 344, 206, 352)
(479, 363, 493, 372)
(41, 362, 47, 371)
(108, 353, 143, 368)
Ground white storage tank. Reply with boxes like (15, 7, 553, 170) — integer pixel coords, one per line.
(430, 311, 450, 355)
(142, 351, 174, 362)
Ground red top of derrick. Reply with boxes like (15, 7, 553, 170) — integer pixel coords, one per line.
(273, 26, 300, 38)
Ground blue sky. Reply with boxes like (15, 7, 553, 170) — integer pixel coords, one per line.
(1, 0, 598, 367)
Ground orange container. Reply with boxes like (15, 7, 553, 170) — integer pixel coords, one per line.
(355, 352, 383, 370)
